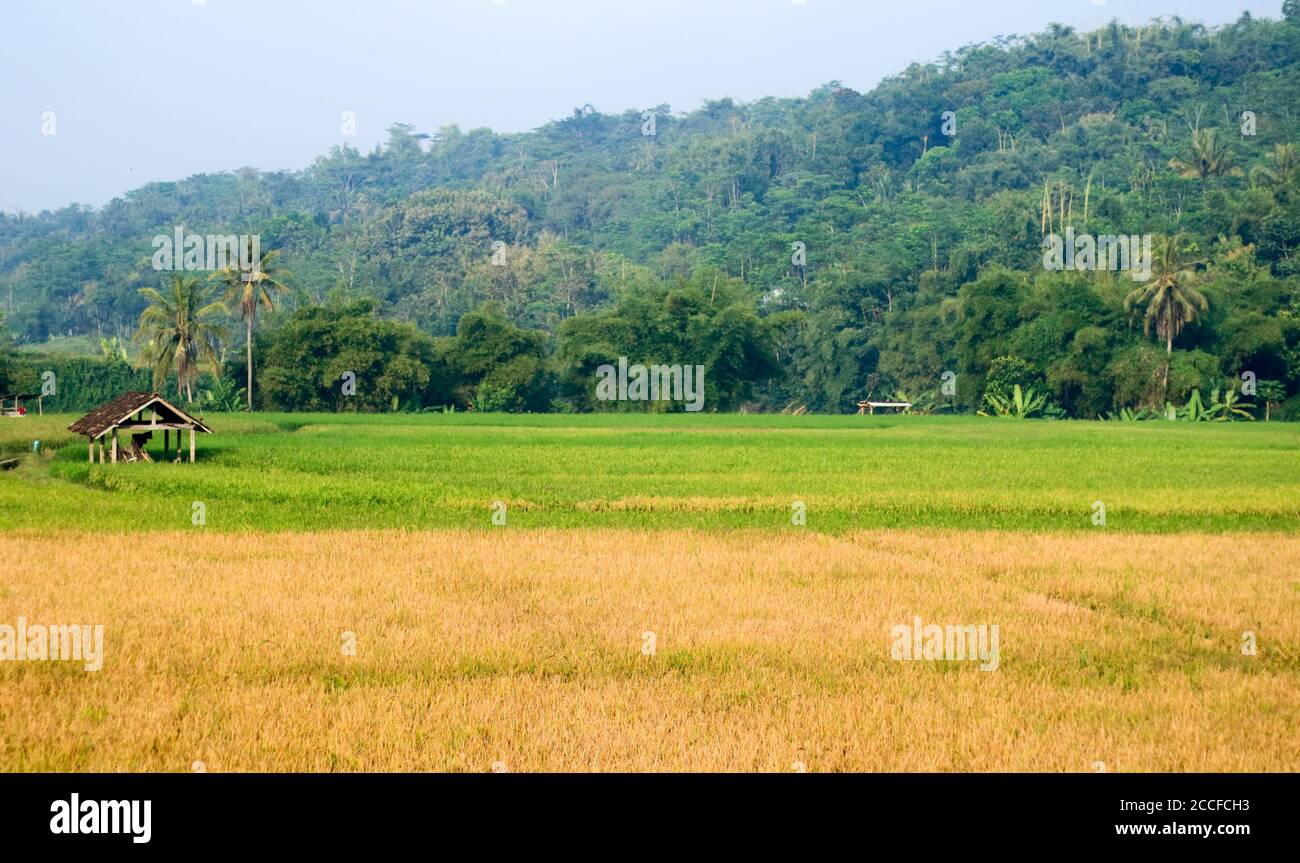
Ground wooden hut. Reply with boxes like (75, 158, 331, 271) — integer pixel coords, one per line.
(1, 392, 42, 417)
(69, 392, 212, 464)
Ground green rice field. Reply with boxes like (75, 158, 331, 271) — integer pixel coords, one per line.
(2, 413, 1297, 533)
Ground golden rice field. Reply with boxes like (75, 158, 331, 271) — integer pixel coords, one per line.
(2, 528, 1297, 772)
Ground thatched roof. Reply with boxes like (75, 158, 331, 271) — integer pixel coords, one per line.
(68, 392, 211, 439)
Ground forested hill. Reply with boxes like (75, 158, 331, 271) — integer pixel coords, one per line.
(4, 11, 1300, 416)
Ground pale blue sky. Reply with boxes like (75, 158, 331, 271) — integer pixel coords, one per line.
(0, 0, 1282, 213)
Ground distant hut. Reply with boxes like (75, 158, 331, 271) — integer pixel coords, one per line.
(1, 392, 43, 417)
(69, 392, 212, 464)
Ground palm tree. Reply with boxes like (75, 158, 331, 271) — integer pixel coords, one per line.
(1124, 235, 1208, 396)
(1255, 380, 1286, 421)
(1250, 143, 1299, 200)
(134, 274, 227, 403)
(211, 241, 290, 411)
(1169, 128, 1239, 180)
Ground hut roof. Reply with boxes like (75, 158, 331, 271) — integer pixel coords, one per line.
(68, 391, 212, 439)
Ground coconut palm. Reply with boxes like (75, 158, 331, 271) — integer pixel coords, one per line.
(1124, 235, 1208, 395)
(134, 274, 227, 403)
(1169, 128, 1239, 180)
(211, 241, 290, 411)
(1250, 143, 1300, 199)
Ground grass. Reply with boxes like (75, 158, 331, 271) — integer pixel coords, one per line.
(1, 528, 1295, 771)
(13, 334, 101, 357)
(1, 412, 1298, 532)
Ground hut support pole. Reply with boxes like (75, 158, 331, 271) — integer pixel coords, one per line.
(110, 430, 118, 464)
(189, 428, 195, 463)
(88, 441, 93, 463)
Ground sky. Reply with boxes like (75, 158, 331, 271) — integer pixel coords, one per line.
(0, 0, 1283, 214)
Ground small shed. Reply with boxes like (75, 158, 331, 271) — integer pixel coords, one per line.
(69, 391, 212, 464)
(1, 392, 42, 417)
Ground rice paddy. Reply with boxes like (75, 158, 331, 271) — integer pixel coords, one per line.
(1, 414, 1296, 771)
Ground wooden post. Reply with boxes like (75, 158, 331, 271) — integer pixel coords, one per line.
(111, 429, 118, 464)
(189, 428, 195, 463)
(88, 441, 93, 463)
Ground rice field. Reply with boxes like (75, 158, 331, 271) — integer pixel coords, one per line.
(0, 414, 1297, 771)
(1, 413, 1298, 532)
(1, 528, 1296, 771)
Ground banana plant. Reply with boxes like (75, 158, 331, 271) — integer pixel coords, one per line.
(202, 377, 248, 412)
(1179, 388, 1212, 421)
(1209, 386, 1256, 422)
(890, 388, 936, 415)
(98, 335, 129, 363)
(979, 384, 1047, 419)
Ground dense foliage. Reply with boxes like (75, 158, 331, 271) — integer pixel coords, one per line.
(3, 355, 151, 413)
(4, 12, 1300, 416)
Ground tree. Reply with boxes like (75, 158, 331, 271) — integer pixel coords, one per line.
(212, 241, 290, 410)
(1123, 235, 1209, 395)
(5, 16, 1300, 419)
(1169, 128, 1239, 180)
(134, 274, 227, 403)
(557, 269, 781, 411)
(0, 309, 14, 395)
(1256, 379, 1286, 420)
(259, 298, 446, 411)
(982, 355, 1043, 406)
(955, 268, 1030, 399)
(1250, 144, 1299, 199)
(439, 303, 553, 412)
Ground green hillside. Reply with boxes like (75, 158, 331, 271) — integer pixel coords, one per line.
(3, 12, 1300, 417)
